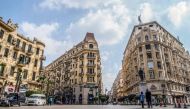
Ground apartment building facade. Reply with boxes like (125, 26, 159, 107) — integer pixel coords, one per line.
(45, 33, 102, 104)
(122, 21, 190, 104)
(0, 18, 45, 95)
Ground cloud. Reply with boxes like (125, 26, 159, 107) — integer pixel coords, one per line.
(39, 0, 116, 10)
(66, 3, 131, 46)
(168, 1, 190, 27)
(139, 3, 154, 23)
(20, 22, 73, 59)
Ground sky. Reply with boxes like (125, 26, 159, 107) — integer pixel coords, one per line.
(1, 0, 190, 91)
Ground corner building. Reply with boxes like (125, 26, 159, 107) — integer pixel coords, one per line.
(45, 33, 102, 104)
(122, 21, 190, 104)
(0, 18, 45, 94)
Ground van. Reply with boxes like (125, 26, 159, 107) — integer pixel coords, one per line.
(26, 94, 46, 106)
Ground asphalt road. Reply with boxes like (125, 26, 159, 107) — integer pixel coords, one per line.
(0, 105, 187, 109)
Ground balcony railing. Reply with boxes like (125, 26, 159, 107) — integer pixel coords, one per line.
(26, 50, 33, 55)
(13, 45, 21, 51)
(86, 73, 96, 76)
(87, 56, 96, 59)
(79, 72, 84, 76)
(87, 63, 96, 67)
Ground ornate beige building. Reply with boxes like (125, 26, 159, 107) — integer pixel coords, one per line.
(45, 33, 102, 104)
(0, 18, 45, 95)
(122, 21, 190, 104)
(111, 70, 124, 102)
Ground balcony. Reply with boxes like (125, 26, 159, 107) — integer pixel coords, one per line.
(17, 62, 25, 67)
(97, 73, 101, 77)
(40, 55, 46, 60)
(86, 73, 96, 76)
(26, 50, 33, 56)
(87, 56, 96, 59)
(79, 56, 84, 60)
(13, 46, 20, 51)
(87, 63, 96, 67)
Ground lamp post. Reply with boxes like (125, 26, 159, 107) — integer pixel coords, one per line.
(14, 68, 23, 93)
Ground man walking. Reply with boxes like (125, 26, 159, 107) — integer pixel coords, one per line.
(146, 89, 152, 108)
(140, 92, 145, 108)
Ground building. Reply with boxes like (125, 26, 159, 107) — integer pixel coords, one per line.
(0, 18, 46, 95)
(45, 32, 102, 104)
(111, 70, 124, 102)
(122, 21, 190, 104)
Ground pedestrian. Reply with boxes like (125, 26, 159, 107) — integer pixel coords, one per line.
(139, 92, 145, 108)
(146, 89, 153, 108)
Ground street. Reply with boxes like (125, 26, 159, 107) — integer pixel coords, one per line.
(0, 105, 187, 109)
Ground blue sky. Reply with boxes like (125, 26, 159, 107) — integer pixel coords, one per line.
(1, 0, 190, 91)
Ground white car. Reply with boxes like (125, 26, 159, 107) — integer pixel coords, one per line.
(27, 94, 46, 106)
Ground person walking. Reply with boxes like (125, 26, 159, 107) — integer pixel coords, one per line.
(140, 92, 145, 108)
(146, 89, 153, 108)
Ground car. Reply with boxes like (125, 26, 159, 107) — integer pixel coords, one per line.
(26, 94, 46, 106)
(0, 93, 21, 107)
(113, 101, 117, 105)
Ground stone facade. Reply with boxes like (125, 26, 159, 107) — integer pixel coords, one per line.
(122, 21, 190, 104)
(0, 18, 45, 95)
(45, 33, 102, 104)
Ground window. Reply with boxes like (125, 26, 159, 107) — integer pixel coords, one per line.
(156, 52, 160, 59)
(4, 48, 9, 57)
(16, 39, 20, 48)
(36, 48, 40, 55)
(138, 37, 141, 43)
(154, 44, 159, 50)
(32, 72, 36, 80)
(7, 34, 12, 43)
(10, 66, 15, 76)
(0, 29, 4, 38)
(145, 35, 149, 41)
(25, 57, 31, 64)
(140, 54, 143, 61)
(145, 44, 151, 50)
(28, 45, 32, 52)
(89, 44, 93, 49)
(34, 59, 38, 67)
(0, 64, 5, 76)
(157, 61, 162, 69)
(149, 70, 155, 79)
(18, 54, 25, 64)
(13, 52, 17, 60)
(147, 52, 152, 59)
(87, 68, 94, 74)
(153, 35, 157, 41)
(22, 42, 26, 51)
(158, 71, 162, 78)
(139, 47, 142, 52)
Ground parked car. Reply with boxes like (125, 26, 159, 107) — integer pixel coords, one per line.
(26, 94, 46, 106)
(0, 93, 22, 107)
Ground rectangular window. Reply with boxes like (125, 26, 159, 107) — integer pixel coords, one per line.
(156, 52, 160, 59)
(153, 35, 157, 41)
(140, 54, 143, 61)
(10, 66, 15, 76)
(0, 64, 5, 76)
(23, 70, 28, 79)
(28, 44, 32, 52)
(145, 44, 151, 50)
(157, 61, 162, 69)
(4, 48, 9, 57)
(32, 72, 36, 80)
(147, 52, 152, 59)
(0, 29, 4, 38)
(139, 47, 142, 52)
(149, 70, 155, 79)
(155, 44, 159, 50)
(36, 48, 40, 55)
(22, 42, 26, 52)
(18, 54, 25, 64)
(34, 59, 38, 67)
(13, 52, 17, 60)
(16, 39, 20, 48)
(7, 34, 12, 43)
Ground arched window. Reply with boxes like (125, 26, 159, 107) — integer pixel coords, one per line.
(89, 44, 93, 49)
